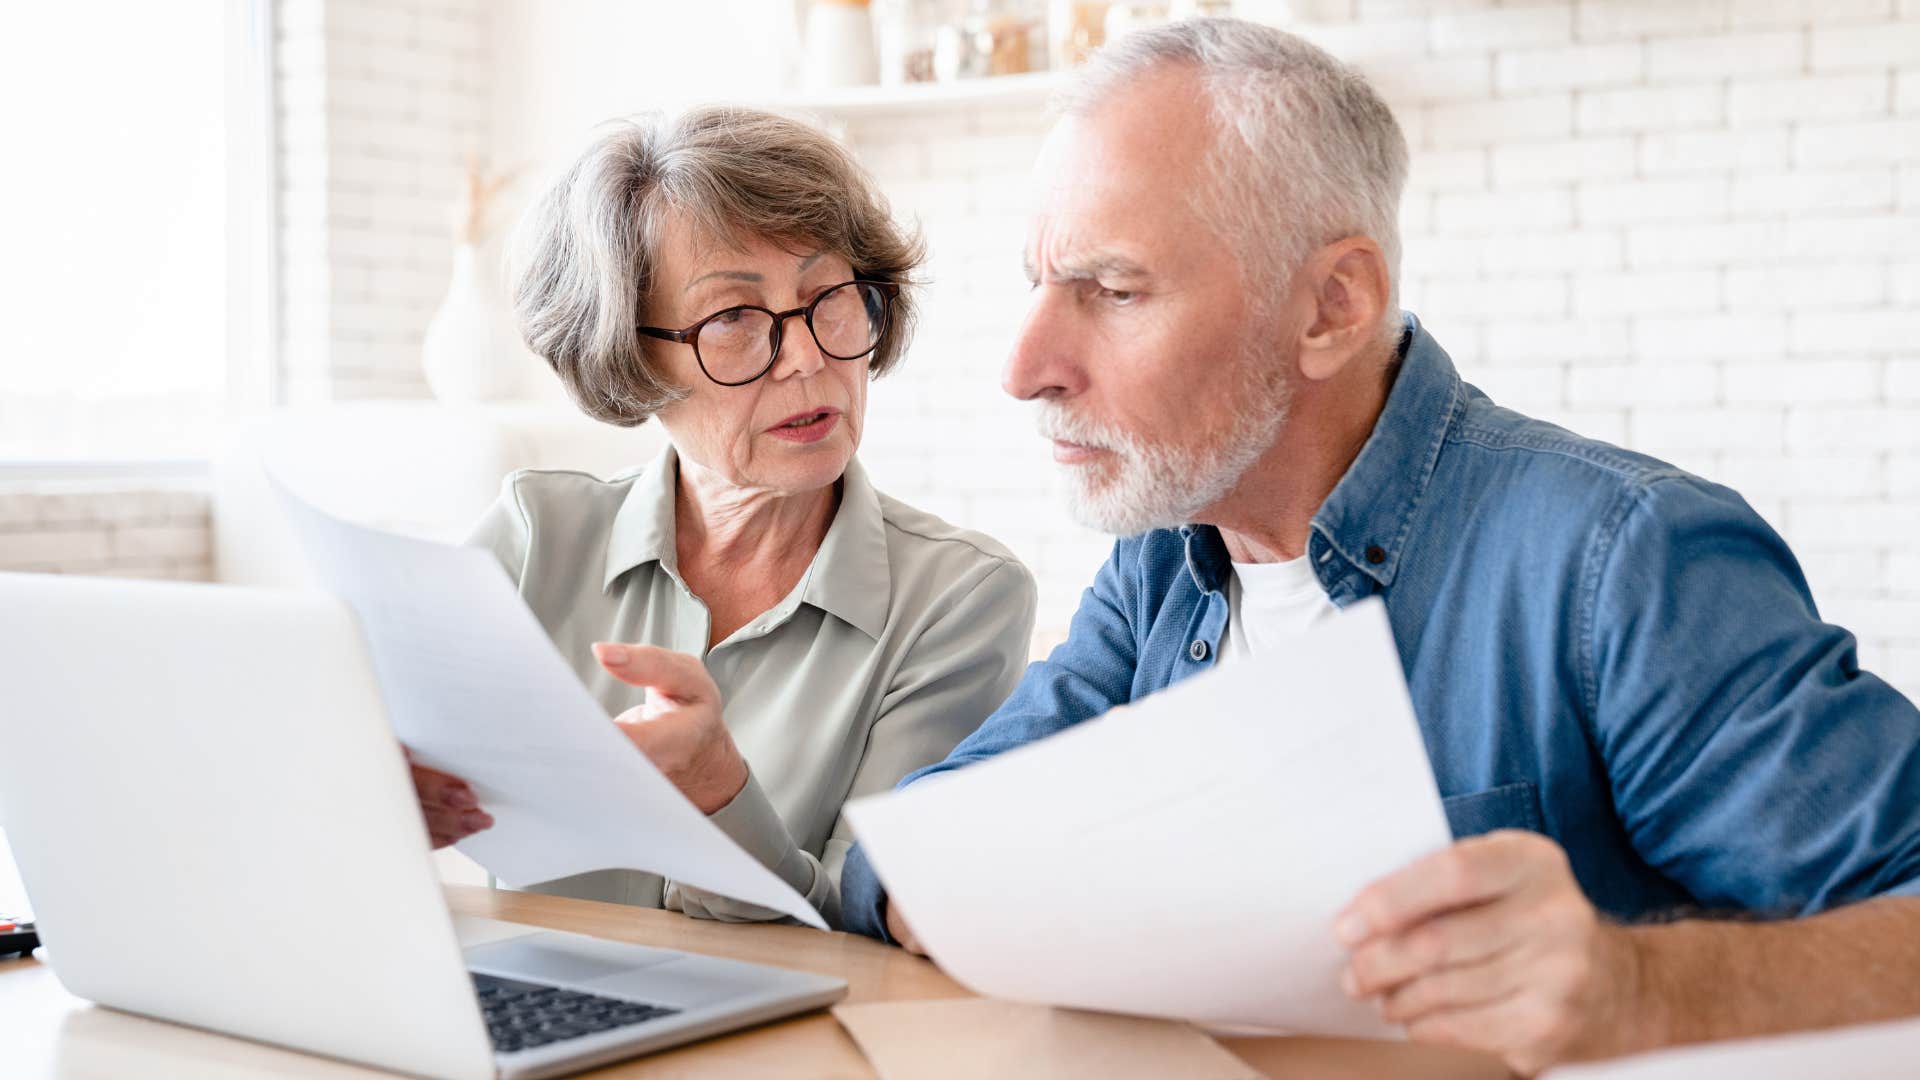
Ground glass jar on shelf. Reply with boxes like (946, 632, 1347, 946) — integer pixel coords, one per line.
(933, 0, 1047, 81)
(1048, 1, 1109, 69)
(875, 0, 949, 85)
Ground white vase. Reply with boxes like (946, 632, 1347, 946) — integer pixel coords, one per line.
(804, 0, 879, 91)
(421, 243, 528, 402)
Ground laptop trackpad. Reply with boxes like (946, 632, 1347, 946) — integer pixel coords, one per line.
(582, 956, 786, 1009)
(465, 932, 680, 986)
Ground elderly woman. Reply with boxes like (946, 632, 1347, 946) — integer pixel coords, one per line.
(408, 107, 1036, 928)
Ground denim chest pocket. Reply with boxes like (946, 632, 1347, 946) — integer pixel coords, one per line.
(1442, 781, 1545, 840)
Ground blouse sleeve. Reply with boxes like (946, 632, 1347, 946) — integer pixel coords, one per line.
(463, 475, 532, 589)
(663, 557, 1037, 927)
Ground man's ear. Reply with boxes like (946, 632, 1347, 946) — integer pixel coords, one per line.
(1297, 238, 1391, 383)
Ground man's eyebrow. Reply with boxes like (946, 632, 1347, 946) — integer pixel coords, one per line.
(684, 269, 762, 292)
(1026, 252, 1151, 282)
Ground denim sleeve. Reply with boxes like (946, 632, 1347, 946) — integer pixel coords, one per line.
(839, 540, 1143, 941)
(1588, 476, 1920, 916)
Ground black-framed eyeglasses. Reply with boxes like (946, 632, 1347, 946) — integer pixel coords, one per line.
(639, 280, 900, 388)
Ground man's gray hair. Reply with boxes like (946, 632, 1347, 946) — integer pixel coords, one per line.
(1060, 18, 1409, 339)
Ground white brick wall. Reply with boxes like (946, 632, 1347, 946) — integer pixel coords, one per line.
(830, 1, 1920, 702)
(275, 0, 489, 403)
(244, 1, 1918, 701)
(0, 485, 213, 581)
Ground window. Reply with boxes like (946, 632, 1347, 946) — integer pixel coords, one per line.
(0, 1, 271, 463)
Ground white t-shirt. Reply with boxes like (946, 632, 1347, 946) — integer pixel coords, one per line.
(1218, 555, 1339, 664)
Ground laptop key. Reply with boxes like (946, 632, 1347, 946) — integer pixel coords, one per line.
(472, 972, 681, 1054)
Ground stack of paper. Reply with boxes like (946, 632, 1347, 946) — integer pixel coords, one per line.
(1546, 1018, 1920, 1079)
(846, 598, 1452, 1036)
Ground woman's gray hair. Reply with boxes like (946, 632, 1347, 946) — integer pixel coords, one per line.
(1060, 18, 1409, 340)
(511, 107, 927, 426)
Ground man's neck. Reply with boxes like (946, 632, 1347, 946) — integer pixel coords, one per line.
(1210, 348, 1399, 564)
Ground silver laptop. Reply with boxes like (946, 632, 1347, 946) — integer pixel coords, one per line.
(0, 572, 845, 1080)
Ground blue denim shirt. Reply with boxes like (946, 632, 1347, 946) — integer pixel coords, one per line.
(841, 314, 1920, 940)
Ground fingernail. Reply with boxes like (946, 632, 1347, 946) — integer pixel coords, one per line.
(1333, 911, 1368, 947)
(1341, 968, 1360, 998)
(445, 787, 477, 810)
(596, 642, 629, 665)
(462, 810, 491, 830)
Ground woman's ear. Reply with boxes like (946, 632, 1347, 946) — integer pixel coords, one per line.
(1297, 238, 1391, 383)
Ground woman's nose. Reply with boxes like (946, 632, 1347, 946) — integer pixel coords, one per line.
(769, 313, 828, 381)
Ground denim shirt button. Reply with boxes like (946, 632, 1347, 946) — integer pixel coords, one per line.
(1188, 639, 1210, 662)
(1365, 545, 1387, 565)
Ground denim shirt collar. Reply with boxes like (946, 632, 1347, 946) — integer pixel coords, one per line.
(1311, 313, 1462, 593)
(1180, 313, 1463, 601)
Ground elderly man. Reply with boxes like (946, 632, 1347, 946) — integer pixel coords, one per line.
(837, 16, 1920, 1076)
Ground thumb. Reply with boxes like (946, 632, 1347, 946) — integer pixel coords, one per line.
(592, 642, 712, 704)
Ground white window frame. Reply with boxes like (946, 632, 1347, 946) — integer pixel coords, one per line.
(0, 0, 277, 481)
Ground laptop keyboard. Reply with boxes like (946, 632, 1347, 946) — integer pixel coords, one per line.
(472, 971, 681, 1054)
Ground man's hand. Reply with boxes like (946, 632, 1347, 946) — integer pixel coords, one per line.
(405, 750, 493, 849)
(1335, 830, 1649, 1076)
(594, 642, 750, 815)
(885, 899, 926, 955)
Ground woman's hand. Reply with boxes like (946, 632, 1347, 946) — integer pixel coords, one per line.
(405, 750, 494, 849)
(593, 642, 750, 815)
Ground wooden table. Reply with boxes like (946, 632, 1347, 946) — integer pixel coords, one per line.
(0, 885, 1512, 1078)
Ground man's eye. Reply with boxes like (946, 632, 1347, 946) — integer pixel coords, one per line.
(1100, 288, 1138, 304)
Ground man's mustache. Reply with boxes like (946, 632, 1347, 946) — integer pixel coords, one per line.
(1036, 407, 1122, 451)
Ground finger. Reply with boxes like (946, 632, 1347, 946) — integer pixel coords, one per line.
(1345, 893, 1529, 998)
(409, 760, 473, 795)
(1336, 831, 1547, 947)
(1375, 952, 1526, 1025)
(593, 642, 714, 702)
(1406, 993, 1577, 1076)
(1402, 988, 1529, 1052)
(422, 805, 492, 841)
(411, 765, 478, 809)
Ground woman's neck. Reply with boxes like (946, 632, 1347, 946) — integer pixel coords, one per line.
(672, 455, 840, 648)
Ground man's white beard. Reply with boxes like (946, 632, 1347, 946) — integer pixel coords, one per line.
(1038, 349, 1291, 537)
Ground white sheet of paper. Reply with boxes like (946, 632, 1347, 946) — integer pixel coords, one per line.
(1545, 1017, 1920, 1079)
(846, 597, 1451, 1036)
(275, 479, 825, 929)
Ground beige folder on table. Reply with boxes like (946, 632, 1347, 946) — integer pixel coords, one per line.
(833, 999, 1261, 1080)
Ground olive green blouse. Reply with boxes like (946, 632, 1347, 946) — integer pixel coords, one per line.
(466, 446, 1036, 928)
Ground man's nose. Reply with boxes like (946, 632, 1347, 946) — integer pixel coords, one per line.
(1002, 290, 1081, 402)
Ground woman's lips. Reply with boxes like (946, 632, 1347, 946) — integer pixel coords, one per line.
(765, 407, 842, 444)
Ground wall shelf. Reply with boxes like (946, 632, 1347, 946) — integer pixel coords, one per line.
(773, 71, 1066, 118)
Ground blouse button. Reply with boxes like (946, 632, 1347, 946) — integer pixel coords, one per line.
(1188, 639, 1210, 662)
